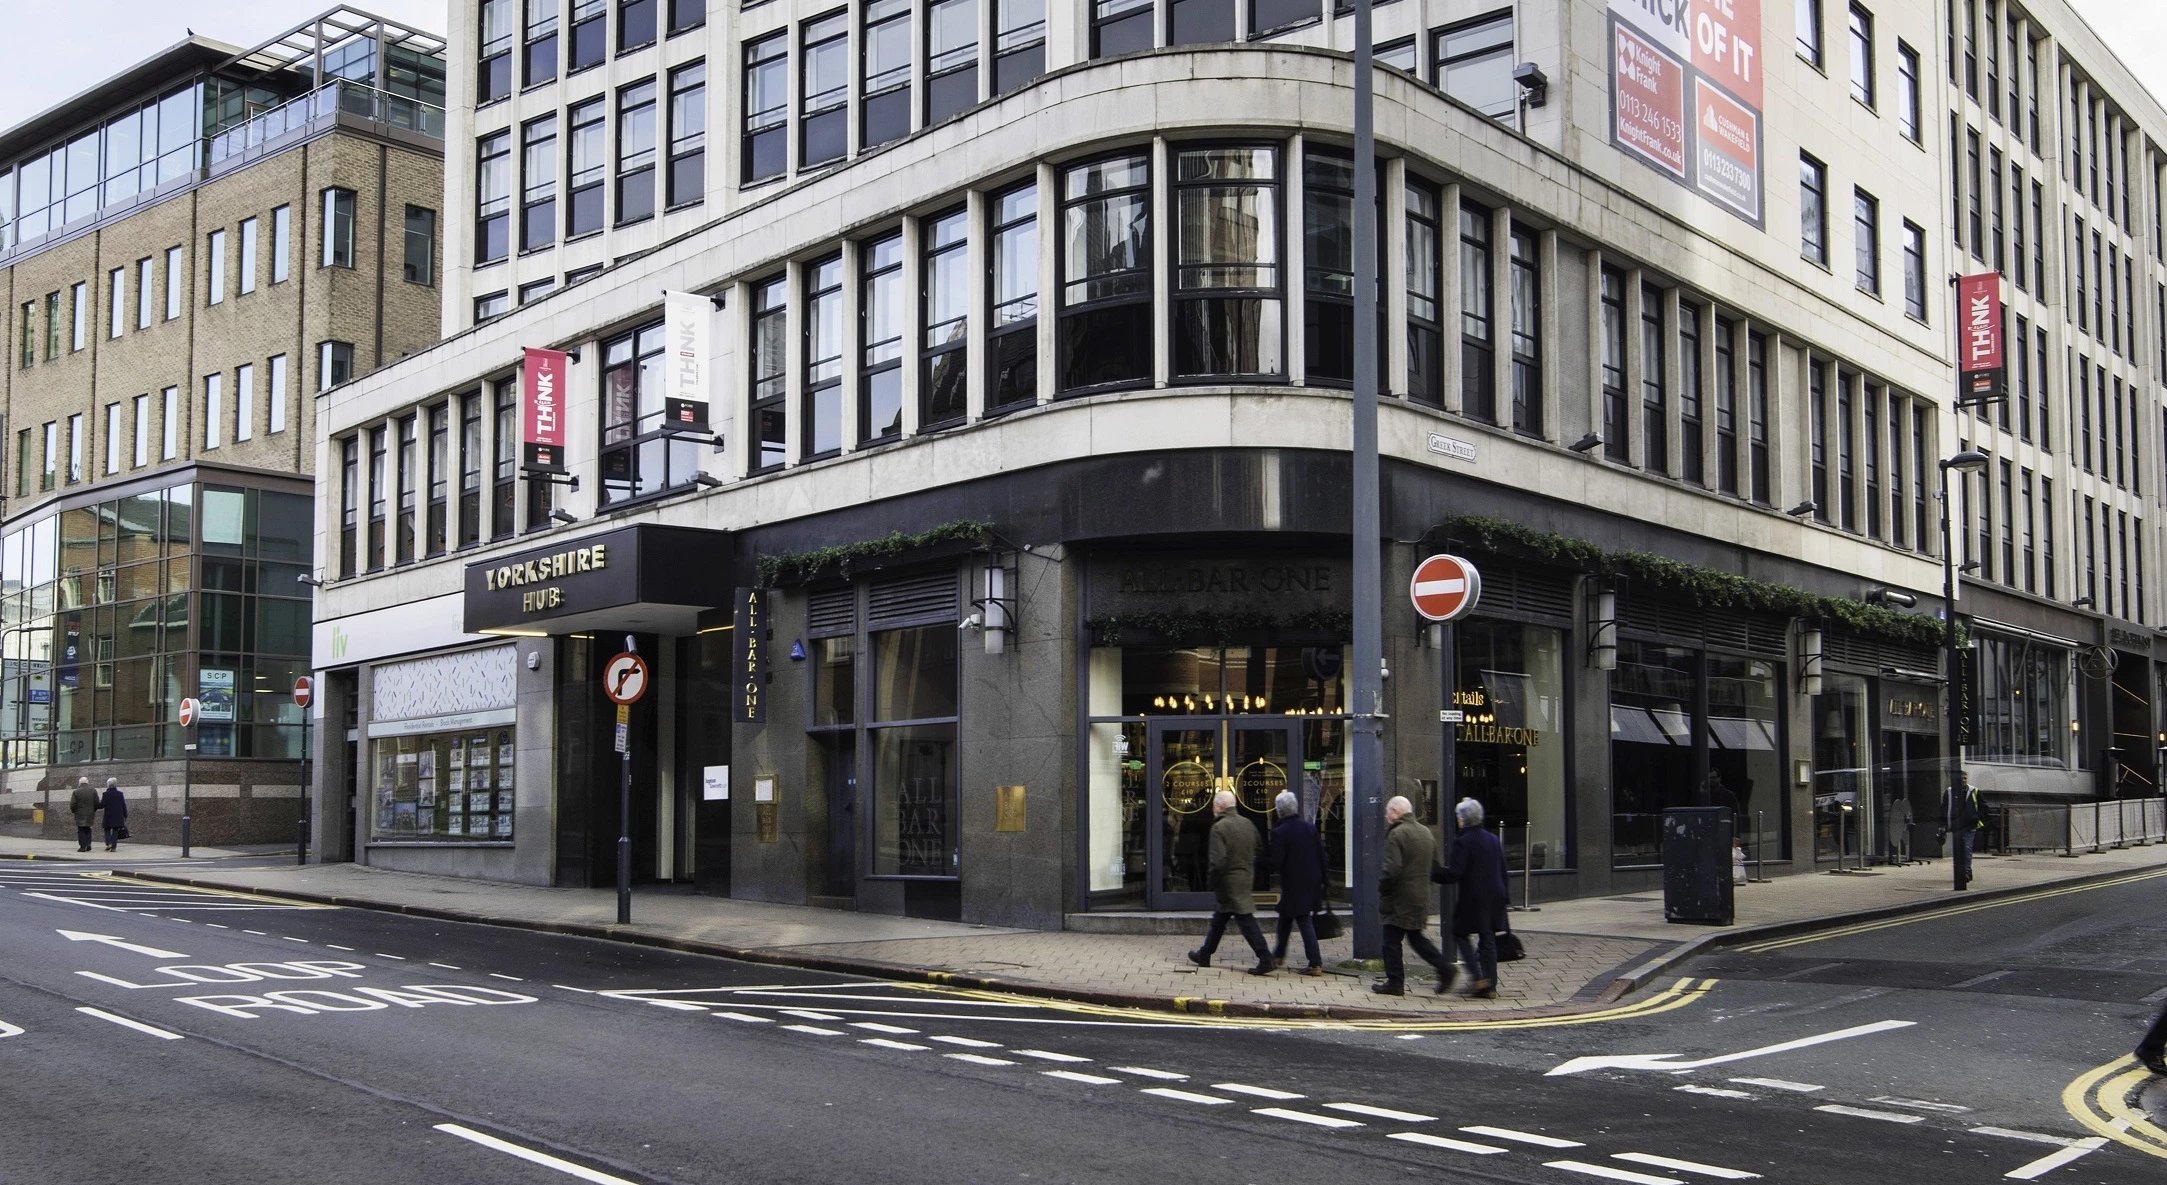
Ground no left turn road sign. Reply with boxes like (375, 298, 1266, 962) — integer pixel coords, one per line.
(1410, 554, 1482, 622)
(604, 652, 650, 705)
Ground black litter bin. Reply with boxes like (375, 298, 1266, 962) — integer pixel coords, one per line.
(1663, 806, 1734, 925)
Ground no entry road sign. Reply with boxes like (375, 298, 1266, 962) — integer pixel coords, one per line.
(1410, 554, 1481, 622)
(292, 676, 313, 710)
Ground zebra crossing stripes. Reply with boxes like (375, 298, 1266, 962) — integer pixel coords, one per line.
(0, 868, 321, 913)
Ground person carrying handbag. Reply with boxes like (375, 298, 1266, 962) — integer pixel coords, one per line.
(1434, 797, 1510, 998)
(98, 778, 129, 852)
(1265, 791, 1328, 976)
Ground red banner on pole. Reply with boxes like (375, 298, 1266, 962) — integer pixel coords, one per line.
(1956, 273, 2005, 406)
(522, 346, 570, 472)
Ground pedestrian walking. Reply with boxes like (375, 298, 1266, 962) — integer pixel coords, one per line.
(1264, 790, 1327, 976)
(1375, 795, 1454, 996)
(68, 777, 99, 852)
(1187, 790, 1274, 976)
(97, 778, 128, 852)
(2137, 1001, 2167, 1076)
(1948, 770, 1985, 886)
(1436, 797, 1509, 999)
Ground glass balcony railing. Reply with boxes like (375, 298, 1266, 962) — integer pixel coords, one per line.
(207, 80, 445, 166)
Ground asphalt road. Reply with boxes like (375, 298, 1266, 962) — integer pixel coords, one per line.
(2, 857, 2162, 1185)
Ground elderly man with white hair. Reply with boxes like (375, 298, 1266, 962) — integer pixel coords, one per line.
(1436, 797, 1510, 998)
(1185, 789, 1275, 975)
(1376, 794, 1454, 995)
(1263, 790, 1328, 975)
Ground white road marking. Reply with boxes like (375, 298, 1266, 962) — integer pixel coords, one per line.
(1042, 1071, 1121, 1085)
(1324, 1102, 1435, 1122)
(1396, 1033, 1427, 1041)
(1612, 1152, 1762, 1179)
(861, 1038, 929, 1051)
(1970, 1127, 2087, 1148)
(849, 1022, 920, 1034)
(2003, 1138, 2109, 1179)
(1674, 1086, 1757, 1099)
(1109, 1066, 1187, 1080)
(1868, 1096, 1970, 1113)
(2141, 985, 2167, 1005)
(929, 1035, 1002, 1048)
(780, 1009, 844, 1021)
(1461, 1126, 1583, 1149)
(0, 1019, 24, 1039)
(1212, 1083, 1304, 1100)
(23, 892, 132, 912)
(428, 963, 460, 970)
(1136, 1087, 1228, 1105)
(1386, 1132, 1508, 1154)
(242, 931, 267, 936)
(1813, 1105, 1925, 1124)
(325, 945, 355, 951)
(782, 1024, 845, 1036)
(1947, 970, 2013, 989)
(76, 1007, 183, 1040)
(433, 1123, 639, 1185)
(1012, 1049, 1091, 1062)
(1253, 1107, 1361, 1128)
(489, 974, 524, 982)
(1726, 1077, 1821, 1092)
(204, 924, 229, 929)
(713, 1012, 773, 1023)
(56, 930, 187, 957)
(943, 1052, 1017, 1066)
(1544, 1160, 1682, 1185)
(376, 954, 405, 960)
(645, 1000, 709, 1011)
(1546, 1020, 1918, 1076)
(283, 937, 310, 943)
(553, 985, 595, 993)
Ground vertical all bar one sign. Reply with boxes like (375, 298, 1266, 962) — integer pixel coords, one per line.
(732, 586, 766, 724)
(521, 346, 570, 472)
(1956, 273, 2006, 406)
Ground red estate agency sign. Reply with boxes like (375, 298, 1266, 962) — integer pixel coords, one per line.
(1613, 22, 1687, 179)
(1609, 0, 1765, 227)
(522, 346, 570, 473)
(1957, 273, 2007, 406)
(1693, 79, 1760, 220)
(1410, 554, 1482, 623)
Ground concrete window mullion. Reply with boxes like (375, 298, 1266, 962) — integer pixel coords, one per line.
(1438, 182, 1462, 415)
(1035, 159, 1058, 405)
(1384, 155, 1409, 400)
(1622, 269, 1645, 471)
(1537, 227, 1560, 444)
(722, 279, 750, 481)
(900, 215, 925, 437)
(784, 258, 804, 465)
(1151, 134, 1170, 388)
(840, 237, 865, 449)
(964, 187, 989, 423)
(1286, 133, 1307, 388)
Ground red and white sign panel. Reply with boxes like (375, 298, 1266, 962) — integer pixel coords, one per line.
(292, 676, 313, 710)
(522, 346, 570, 473)
(1689, 0, 1763, 108)
(178, 697, 199, 727)
(1693, 79, 1760, 221)
(1411, 555, 1483, 623)
(1613, 22, 1688, 179)
(1957, 273, 2006, 406)
(604, 652, 650, 705)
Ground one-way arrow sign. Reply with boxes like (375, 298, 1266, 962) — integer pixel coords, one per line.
(1544, 1020, 1916, 1076)
(57, 930, 188, 959)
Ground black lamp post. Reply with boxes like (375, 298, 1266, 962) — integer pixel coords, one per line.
(1938, 449, 1988, 890)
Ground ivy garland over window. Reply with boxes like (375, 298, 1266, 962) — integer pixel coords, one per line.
(755, 519, 995, 586)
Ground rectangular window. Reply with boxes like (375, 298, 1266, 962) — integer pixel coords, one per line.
(340, 436, 360, 576)
(1405, 181, 1442, 407)
(132, 395, 149, 468)
(65, 415, 81, 484)
(2011, 311, 2029, 441)
(617, 79, 658, 224)
(520, 278, 556, 304)
(204, 373, 223, 450)
(206, 230, 227, 305)
(1642, 289, 1667, 475)
(1887, 393, 1906, 547)
(368, 425, 388, 569)
(1678, 301, 1702, 485)
(749, 275, 788, 471)
(323, 187, 356, 268)
(69, 282, 86, 351)
(477, 134, 511, 261)
(863, 0, 911, 149)
(43, 290, 59, 359)
(989, 184, 1038, 412)
(568, 97, 605, 234)
(492, 380, 517, 538)
(1304, 151, 1357, 388)
(569, 0, 606, 70)
(1092, 0, 1153, 58)
(1433, 13, 1515, 120)
(869, 624, 959, 877)
(1800, 154, 1827, 264)
(928, 0, 980, 124)
(234, 362, 254, 443)
(107, 268, 124, 339)
(1601, 267, 1627, 462)
(1508, 226, 1541, 437)
(743, 33, 788, 184)
(805, 255, 845, 457)
(272, 205, 291, 283)
(1808, 362, 1828, 521)
(525, 0, 559, 86)
(667, 61, 706, 207)
(459, 392, 483, 547)
(1989, 147, 2003, 274)
(104, 403, 121, 475)
(370, 728, 520, 841)
(1848, 4, 1873, 105)
(620, 0, 657, 49)
(16, 300, 30, 369)
(995, 0, 1046, 93)
(1168, 0, 1233, 45)
(1901, 220, 1925, 318)
(476, 292, 510, 323)
(480, 0, 515, 103)
(1852, 189, 1879, 294)
(1714, 316, 1738, 495)
(404, 206, 436, 283)
(239, 217, 258, 295)
(2000, 459, 2015, 585)
(2012, 164, 2026, 289)
(395, 414, 418, 564)
(268, 353, 287, 434)
(136, 257, 154, 328)
(862, 232, 906, 442)
(1864, 384, 1882, 538)
(669, 0, 702, 33)
(802, 14, 849, 168)
(41, 421, 56, 490)
(160, 387, 177, 460)
(1799, 0, 1823, 65)
(1172, 146, 1282, 380)
(514, 117, 559, 254)
(1896, 41, 1919, 139)
(1966, 128, 1982, 257)
(1060, 153, 1152, 392)
(1460, 200, 1495, 420)
(14, 431, 26, 497)
(922, 208, 968, 427)
(319, 340, 353, 391)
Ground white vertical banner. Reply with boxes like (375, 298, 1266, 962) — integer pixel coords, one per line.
(663, 290, 711, 432)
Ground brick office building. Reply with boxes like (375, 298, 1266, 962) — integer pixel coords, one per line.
(0, 8, 447, 846)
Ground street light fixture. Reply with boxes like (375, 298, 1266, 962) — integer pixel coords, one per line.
(1938, 449, 1988, 892)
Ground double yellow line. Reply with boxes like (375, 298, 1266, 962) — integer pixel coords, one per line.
(909, 975, 1717, 1032)
(1736, 866, 2167, 955)
(2063, 1056, 2167, 1160)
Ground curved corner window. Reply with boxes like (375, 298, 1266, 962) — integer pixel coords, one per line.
(1173, 146, 1281, 380)
(1059, 154, 1152, 393)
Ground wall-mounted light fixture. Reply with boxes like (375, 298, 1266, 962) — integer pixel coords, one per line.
(1798, 624, 1825, 697)
(1864, 587, 1917, 608)
(971, 560, 1017, 655)
(1587, 579, 1618, 671)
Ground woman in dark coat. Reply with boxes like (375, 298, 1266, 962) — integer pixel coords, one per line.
(1436, 797, 1509, 998)
(1265, 791, 1328, 975)
(98, 778, 128, 852)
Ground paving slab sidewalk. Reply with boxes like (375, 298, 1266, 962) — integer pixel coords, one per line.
(11, 835, 2162, 1021)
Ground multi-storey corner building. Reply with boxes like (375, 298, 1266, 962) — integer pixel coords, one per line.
(0, 8, 447, 847)
(309, 0, 2163, 926)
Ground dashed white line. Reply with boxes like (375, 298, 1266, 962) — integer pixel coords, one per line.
(76, 1007, 183, 1041)
(1323, 1103, 1435, 1123)
(1460, 1126, 1583, 1149)
(2003, 1138, 2109, 1179)
(1395, 1033, 1427, 1040)
(1674, 1085, 1757, 1099)
(1042, 1070, 1122, 1085)
(1212, 1083, 1304, 1100)
(1012, 1049, 1091, 1063)
(376, 953, 406, 960)
(1612, 1152, 1763, 1179)
(282, 936, 309, 943)
(203, 924, 228, 929)
(1253, 1107, 1361, 1128)
(943, 1052, 1017, 1067)
(489, 973, 524, 982)
(645, 1000, 709, 1012)
(1813, 1105, 1925, 1125)
(1544, 1160, 1682, 1185)
(849, 1022, 920, 1034)
(433, 1123, 639, 1185)
(713, 1012, 774, 1023)
(1109, 1066, 1187, 1080)
(861, 1038, 930, 1051)
(780, 1009, 844, 1021)
(325, 944, 355, 951)
(1726, 1077, 1821, 1093)
(929, 1035, 1002, 1048)
(428, 963, 461, 971)
(1970, 1127, 2087, 1148)
(782, 1024, 846, 1036)
(1869, 1096, 1971, 1113)
(1386, 1132, 1508, 1155)
(1137, 1087, 1229, 1105)
(242, 930, 267, 936)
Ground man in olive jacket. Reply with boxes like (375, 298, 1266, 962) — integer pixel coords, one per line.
(1186, 790, 1274, 976)
(68, 777, 99, 852)
(1376, 795, 1455, 995)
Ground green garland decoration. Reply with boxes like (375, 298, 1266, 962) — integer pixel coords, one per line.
(1439, 514, 1949, 650)
(755, 520, 995, 587)
(1087, 608, 1354, 646)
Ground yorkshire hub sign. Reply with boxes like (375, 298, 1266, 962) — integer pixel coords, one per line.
(1608, 0, 1766, 228)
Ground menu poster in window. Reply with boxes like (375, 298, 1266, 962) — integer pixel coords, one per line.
(1607, 0, 1765, 228)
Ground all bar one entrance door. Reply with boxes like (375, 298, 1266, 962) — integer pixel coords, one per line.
(1144, 718, 1301, 910)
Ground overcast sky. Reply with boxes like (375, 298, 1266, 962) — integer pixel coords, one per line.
(0, 0, 2160, 133)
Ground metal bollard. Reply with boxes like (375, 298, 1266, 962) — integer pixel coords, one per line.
(296, 814, 309, 866)
(180, 814, 191, 859)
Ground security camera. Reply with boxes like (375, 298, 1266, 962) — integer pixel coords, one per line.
(1513, 62, 1548, 108)
(959, 613, 983, 631)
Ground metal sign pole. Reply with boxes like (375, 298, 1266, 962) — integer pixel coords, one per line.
(1348, 0, 1383, 962)
(182, 736, 194, 858)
